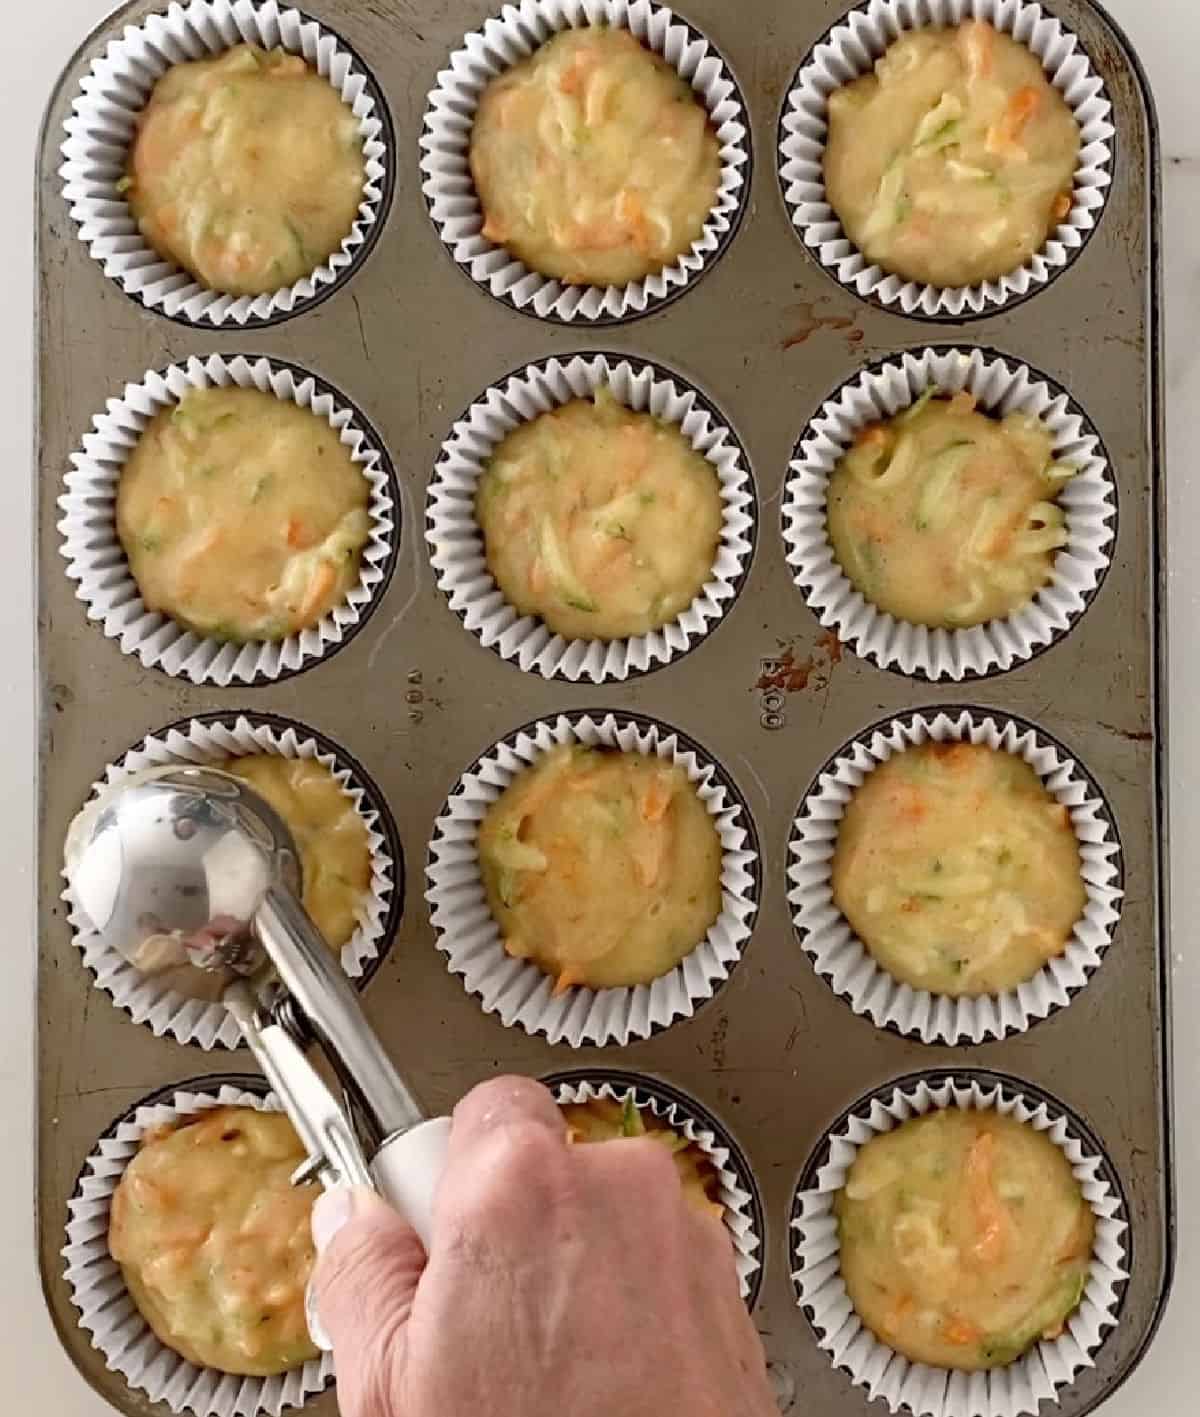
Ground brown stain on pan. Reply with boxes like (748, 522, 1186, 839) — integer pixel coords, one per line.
(780, 301, 864, 351)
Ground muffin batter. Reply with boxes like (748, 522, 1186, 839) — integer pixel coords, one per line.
(118, 386, 371, 643)
(827, 389, 1073, 628)
(477, 390, 723, 642)
(836, 1109, 1095, 1370)
(126, 754, 371, 1001)
(478, 743, 723, 991)
(127, 44, 365, 296)
(469, 27, 720, 285)
(825, 21, 1080, 288)
(109, 1107, 320, 1377)
(221, 755, 371, 951)
(561, 1096, 722, 1217)
(832, 742, 1086, 996)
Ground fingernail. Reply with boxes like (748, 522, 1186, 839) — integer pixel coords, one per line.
(305, 1279, 333, 1352)
(311, 1186, 355, 1256)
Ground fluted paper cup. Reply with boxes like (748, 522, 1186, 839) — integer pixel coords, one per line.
(58, 354, 398, 686)
(790, 1071, 1129, 1416)
(547, 1071, 763, 1302)
(420, 0, 751, 324)
(426, 711, 760, 1046)
(60, 0, 394, 328)
(787, 708, 1123, 1044)
(62, 712, 401, 1050)
(781, 347, 1116, 681)
(778, 0, 1114, 319)
(63, 1079, 334, 1416)
(427, 352, 756, 682)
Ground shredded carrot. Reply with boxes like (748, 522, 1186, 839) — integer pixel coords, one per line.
(615, 189, 652, 252)
(481, 214, 508, 243)
(959, 20, 994, 82)
(571, 217, 631, 252)
(855, 425, 889, 448)
(1007, 86, 1042, 132)
(947, 391, 977, 415)
(286, 518, 316, 550)
(966, 1132, 1008, 1264)
(987, 86, 1042, 157)
(553, 967, 583, 996)
(942, 1316, 984, 1346)
(297, 560, 336, 622)
(891, 785, 928, 823)
(640, 774, 674, 824)
(1052, 192, 1072, 222)
(559, 51, 597, 95)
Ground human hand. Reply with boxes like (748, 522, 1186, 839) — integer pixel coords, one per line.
(310, 1075, 776, 1417)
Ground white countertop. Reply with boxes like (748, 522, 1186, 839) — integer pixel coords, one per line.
(2, 1, 1195, 1411)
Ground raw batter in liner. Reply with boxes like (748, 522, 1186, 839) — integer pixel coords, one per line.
(109, 1107, 320, 1377)
(125, 755, 371, 1002)
(560, 1097, 722, 1218)
(476, 389, 723, 642)
(126, 45, 365, 297)
(469, 27, 721, 286)
(836, 1109, 1095, 1371)
(478, 744, 723, 992)
(824, 21, 1080, 289)
(826, 389, 1073, 628)
(832, 742, 1086, 996)
(117, 386, 371, 643)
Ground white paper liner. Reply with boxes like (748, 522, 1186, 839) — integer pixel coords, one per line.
(787, 708, 1123, 1045)
(551, 1075, 761, 1298)
(778, 0, 1115, 319)
(425, 711, 760, 1046)
(427, 353, 756, 682)
(419, 0, 751, 324)
(61, 713, 399, 1050)
(63, 1082, 334, 1416)
(58, 354, 397, 686)
(790, 1074, 1129, 1417)
(781, 347, 1116, 681)
(60, 0, 392, 328)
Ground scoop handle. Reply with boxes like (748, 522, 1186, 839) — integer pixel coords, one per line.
(370, 1117, 453, 1249)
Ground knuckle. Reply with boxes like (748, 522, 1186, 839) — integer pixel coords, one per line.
(452, 1120, 571, 1229)
(483, 1117, 569, 1190)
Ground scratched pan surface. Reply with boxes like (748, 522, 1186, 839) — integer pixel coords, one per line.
(34, 1, 1169, 1413)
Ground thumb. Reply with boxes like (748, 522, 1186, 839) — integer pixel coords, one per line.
(309, 1186, 425, 1391)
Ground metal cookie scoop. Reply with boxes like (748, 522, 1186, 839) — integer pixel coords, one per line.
(63, 766, 451, 1271)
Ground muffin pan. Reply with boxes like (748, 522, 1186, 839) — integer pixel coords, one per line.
(35, 2, 1169, 1415)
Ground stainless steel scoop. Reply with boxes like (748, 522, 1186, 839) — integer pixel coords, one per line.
(63, 766, 451, 1271)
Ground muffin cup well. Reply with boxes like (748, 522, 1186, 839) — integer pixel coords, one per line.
(62, 1079, 334, 1417)
(781, 347, 1116, 681)
(419, 0, 751, 325)
(57, 354, 398, 686)
(426, 352, 757, 683)
(59, 0, 394, 329)
(61, 712, 401, 1050)
(787, 708, 1123, 1045)
(546, 1071, 763, 1302)
(790, 1071, 1129, 1417)
(778, 0, 1115, 319)
(425, 711, 760, 1046)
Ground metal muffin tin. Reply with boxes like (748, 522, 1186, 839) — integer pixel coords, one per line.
(34, 2, 1170, 1414)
